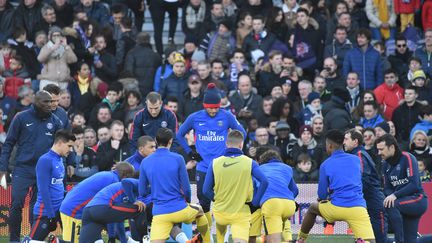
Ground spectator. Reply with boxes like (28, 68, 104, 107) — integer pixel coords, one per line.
(229, 73, 263, 116)
(95, 120, 130, 171)
(182, 0, 210, 42)
(71, 126, 98, 181)
(311, 115, 325, 146)
(297, 92, 322, 126)
(0, 42, 13, 73)
(69, 62, 92, 108)
(58, 89, 72, 113)
(211, 59, 233, 91)
(71, 111, 86, 128)
(419, 159, 431, 182)
(345, 72, 361, 113)
(365, 0, 397, 41)
(180, 74, 204, 118)
(129, 92, 178, 152)
(256, 96, 273, 126)
(123, 89, 143, 125)
(52, 0, 74, 28)
(222, 0, 237, 18)
(115, 17, 136, 70)
(152, 47, 176, 92)
(14, 0, 43, 41)
(4, 86, 34, 130)
(373, 69, 404, 120)
(235, 12, 252, 48)
(160, 53, 189, 102)
(247, 127, 279, 159)
(324, 26, 353, 68)
(97, 125, 111, 145)
(89, 103, 112, 131)
(257, 50, 287, 97)
(242, 15, 276, 63)
(345, 0, 369, 29)
(84, 127, 97, 148)
(406, 57, 422, 82)
(0, 0, 15, 42)
(411, 70, 432, 105)
(228, 49, 249, 89)
(414, 29, 432, 79)
(343, 28, 382, 90)
(0, 78, 16, 122)
(77, 0, 110, 25)
(272, 120, 297, 163)
(292, 125, 325, 167)
(322, 87, 353, 131)
(293, 153, 319, 182)
(200, 20, 236, 64)
(98, 83, 125, 121)
(37, 26, 78, 90)
(266, 7, 289, 43)
(325, 1, 348, 40)
(360, 100, 385, 128)
(326, 11, 358, 45)
(388, 35, 413, 81)
(165, 96, 183, 122)
(294, 79, 312, 112)
(197, 60, 226, 90)
(9, 27, 40, 79)
(282, 0, 299, 29)
(181, 35, 205, 70)
(92, 34, 118, 84)
(3, 55, 31, 99)
(0, 91, 63, 243)
(373, 41, 391, 72)
(36, 5, 59, 35)
(43, 84, 70, 129)
(423, 0, 432, 31)
(409, 130, 432, 172)
(374, 121, 390, 138)
(410, 105, 432, 140)
(288, 8, 322, 74)
(32, 31, 48, 63)
(271, 97, 300, 137)
(394, 0, 420, 32)
(352, 90, 378, 123)
(110, 3, 137, 42)
(319, 57, 344, 93)
(392, 85, 423, 148)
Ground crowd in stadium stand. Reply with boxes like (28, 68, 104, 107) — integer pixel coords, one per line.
(0, 0, 431, 241)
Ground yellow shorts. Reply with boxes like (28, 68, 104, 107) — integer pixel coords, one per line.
(213, 209, 251, 241)
(249, 209, 262, 237)
(60, 213, 81, 243)
(261, 198, 296, 235)
(319, 201, 375, 240)
(151, 204, 201, 240)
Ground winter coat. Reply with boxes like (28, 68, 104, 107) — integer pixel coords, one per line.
(179, 91, 204, 118)
(115, 31, 136, 68)
(359, 114, 385, 128)
(343, 45, 383, 90)
(392, 102, 423, 143)
(293, 167, 319, 182)
(423, 0, 432, 31)
(229, 91, 263, 115)
(374, 83, 404, 120)
(414, 47, 432, 77)
(365, 0, 397, 28)
(0, 4, 15, 42)
(394, 0, 420, 14)
(9, 40, 40, 79)
(14, 2, 43, 40)
(324, 39, 353, 68)
(79, 2, 110, 26)
(322, 96, 353, 131)
(3, 68, 30, 99)
(388, 50, 412, 78)
(242, 31, 276, 61)
(290, 24, 323, 70)
(160, 73, 189, 103)
(95, 137, 131, 171)
(94, 51, 118, 84)
(410, 120, 432, 140)
(124, 44, 161, 96)
(37, 44, 78, 83)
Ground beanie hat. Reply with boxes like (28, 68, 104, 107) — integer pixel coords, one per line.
(412, 70, 426, 82)
(299, 125, 313, 135)
(276, 121, 290, 131)
(184, 35, 198, 45)
(49, 26, 64, 38)
(333, 87, 351, 103)
(172, 52, 185, 64)
(164, 46, 178, 58)
(375, 121, 390, 134)
(219, 19, 233, 31)
(307, 92, 320, 103)
(203, 83, 221, 108)
(191, 50, 206, 62)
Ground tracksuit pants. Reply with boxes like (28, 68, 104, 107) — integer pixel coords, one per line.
(367, 207, 388, 243)
(149, 0, 179, 54)
(196, 171, 211, 212)
(386, 193, 428, 243)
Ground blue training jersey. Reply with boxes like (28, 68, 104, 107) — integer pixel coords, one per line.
(139, 148, 190, 215)
(260, 159, 298, 205)
(176, 109, 245, 172)
(34, 150, 65, 218)
(60, 171, 121, 219)
(318, 150, 366, 207)
(125, 151, 145, 171)
(86, 178, 140, 207)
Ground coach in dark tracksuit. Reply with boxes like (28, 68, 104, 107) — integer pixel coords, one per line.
(129, 92, 177, 153)
(0, 91, 63, 243)
(377, 134, 428, 243)
(344, 129, 387, 243)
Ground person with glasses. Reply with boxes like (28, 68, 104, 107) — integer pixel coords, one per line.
(389, 35, 413, 79)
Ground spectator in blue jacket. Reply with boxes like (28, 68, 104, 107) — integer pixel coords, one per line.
(359, 100, 385, 128)
(160, 53, 189, 103)
(343, 28, 383, 90)
(410, 105, 432, 140)
(414, 29, 432, 77)
(0, 91, 63, 243)
(77, 0, 110, 26)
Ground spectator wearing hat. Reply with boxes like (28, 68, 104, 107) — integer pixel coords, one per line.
(272, 120, 297, 163)
(410, 105, 432, 140)
(360, 100, 385, 128)
(160, 53, 190, 103)
(180, 74, 204, 118)
(124, 32, 161, 97)
(37, 26, 77, 90)
(200, 19, 236, 64)
(374, 121, 390, 138)
(322, 87, 353, 131)
(411, 70, 432, 105)
(373, 69, 404, 121)
(230, 73, 263, 117)
(297, 92, 322, 126)
(153, 46, 177, 92)
(414, 29, 432, 77)
(292, 125, 325, 167)
(181, 35, 205, 70)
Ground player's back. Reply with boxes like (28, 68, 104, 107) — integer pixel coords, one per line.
(212, 151, 253, 215)
(320, 150, 365, 207)
(60, 171, 120, 218)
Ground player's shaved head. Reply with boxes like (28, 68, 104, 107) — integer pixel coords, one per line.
(137, 135, 155, 148)
(226, 130, 244, 148)
(115, 162, 135, 179)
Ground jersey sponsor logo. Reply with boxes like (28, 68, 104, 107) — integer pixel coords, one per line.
(161, 121, 167, 128)
(51, 177, 64, 185)
(47, 123, 53, 130)
(143, 123, 150, 127)
(197, 131, 225, 142)
(26, 123, 33, 127)
(223, 161, 239, 168)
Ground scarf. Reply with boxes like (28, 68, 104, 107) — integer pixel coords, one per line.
(185, 2, 206, 29)
(47, 41, 65, 59)
(77, 76, 90, 94)
(374, 0, 390, 39)
(76, 25, 91, 49)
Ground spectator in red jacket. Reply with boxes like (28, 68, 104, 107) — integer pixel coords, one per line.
(374, 69, 404, 120)
(2, 55, 30, 99)
(393, 0, 420, 32)
(423, 0, 432, 31)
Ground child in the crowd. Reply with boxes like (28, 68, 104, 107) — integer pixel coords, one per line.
(411, 70, 432, 105)
(297, 92, 322, 126)
(3, 55, 31, 99)
(418, 159, 431, 182)
(101, 82, 125, 121)
(407, 57, 422, 82)
(220, 90, 236, 114)
(0, 42, 13, 74)
(71, 111, 87, 128)
(293, 153, 319, 183)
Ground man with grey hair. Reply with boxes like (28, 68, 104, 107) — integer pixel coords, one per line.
(294, 80, 313, 112)
(37, 5, 58, 35)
